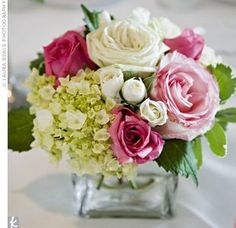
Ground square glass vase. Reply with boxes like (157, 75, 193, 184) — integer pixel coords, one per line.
(72, 168, 178, 219)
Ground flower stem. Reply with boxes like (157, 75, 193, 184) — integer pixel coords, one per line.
(129, 180, 138, 190)
(118, 177, 123, 185)
(96, 174, 104, 190)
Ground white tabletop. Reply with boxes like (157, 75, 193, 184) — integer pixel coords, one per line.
(9, 0, 236, 227)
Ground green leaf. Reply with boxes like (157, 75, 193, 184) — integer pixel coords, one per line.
(81, 4, 101, 32)
(217, 121, 228, 131)
(123, 71, 138, 81)
(215, 107, 236, 130)
(192, 137, 202, 169)
(123, 71, 153, 81)
(30, 52, 45, 75)
(143, 75, 154, 92)
(205, 122, 227, 157)
(8, 107, 34, 152)
(216, 107, 236, 123)
(209, 64, 236, 103)
(156, 140, 198, 186)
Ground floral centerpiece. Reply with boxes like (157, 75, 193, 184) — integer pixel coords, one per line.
(9, 5, 236, 218)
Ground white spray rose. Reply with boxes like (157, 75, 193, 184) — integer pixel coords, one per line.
(98, 10, 111, 27)
(140, 98, 168, 127)
(199, 46, 222, 67)
(35, 109, 53, 131)
(149, 17, 181, 39)
(122, 78, 146, 105)
(86, 17, 167, 68)
(97, 66, 124, 98)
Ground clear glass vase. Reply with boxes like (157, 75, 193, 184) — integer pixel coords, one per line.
(72, 166, 178, 219)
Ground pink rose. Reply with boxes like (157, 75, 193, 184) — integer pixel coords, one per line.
(44, 30, 97, 79)
(151, 52, 219, 141)
(164, 28, 204, 60)
(108, 107, 164, 164)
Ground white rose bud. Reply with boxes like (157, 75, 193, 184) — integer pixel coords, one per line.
(140, 98, 168, 127)
(98, 10, 111, 27)
(122, 78, 146, 105)
(97, 66, 124, 98)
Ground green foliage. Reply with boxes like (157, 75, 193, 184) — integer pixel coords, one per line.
(143, 75, 154, 92)
(123, 71, 153, 81)
(215, 107, 236, 130)
(192, 137, 202, 169)
(8, 107, 34, 152)
(81, 4, 101, 32)
(123, 71, 138, 81)
(217, 121, 228, 131)
(205, 122, 227, 157)
(156, 140, 198, 186)
(209, 64, 236, 103)
(216, 107, 236, 123)
(29, 52, 45, 75)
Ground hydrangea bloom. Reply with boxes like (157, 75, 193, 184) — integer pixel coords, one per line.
(26, 69, 137, 179)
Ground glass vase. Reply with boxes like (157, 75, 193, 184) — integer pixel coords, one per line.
(72, 166, 178, 219)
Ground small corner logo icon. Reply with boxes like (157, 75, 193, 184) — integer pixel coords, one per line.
(8, 216, 19, 228)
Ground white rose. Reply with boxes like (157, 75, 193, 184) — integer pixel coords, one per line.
(36, 109, 53, 131)
(199, 46, 222, 67)
(149, 17, 181, 39)
(140, 98, 168, 127)
(129, 7, 150, 25)
(98, 10, 111, 27)
(86, 18, 167, 68)
(97, 66, 124, 98)
(122, 78, 146, 105)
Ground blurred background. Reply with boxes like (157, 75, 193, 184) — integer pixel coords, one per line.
(8, 1, 236, 228)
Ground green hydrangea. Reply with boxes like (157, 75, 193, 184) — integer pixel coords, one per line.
(26, 68, 137, 180)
